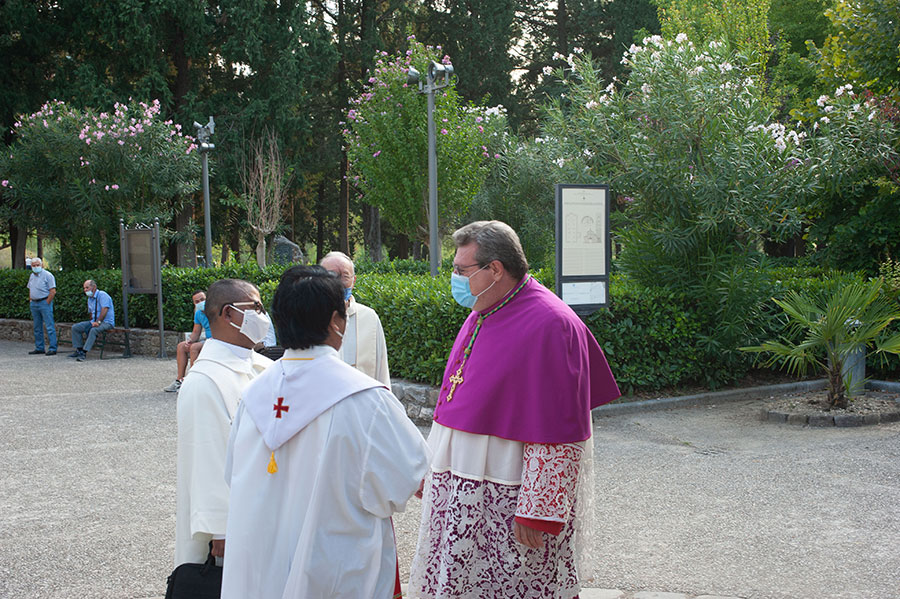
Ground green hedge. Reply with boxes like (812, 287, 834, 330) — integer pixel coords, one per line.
(3, 262, 894, 391)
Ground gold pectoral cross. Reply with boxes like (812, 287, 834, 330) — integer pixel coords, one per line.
(446, 368, 464, 401)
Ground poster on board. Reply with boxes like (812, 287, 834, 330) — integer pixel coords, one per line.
(555, 184, 610, 313)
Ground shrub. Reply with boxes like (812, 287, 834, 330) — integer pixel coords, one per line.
(4, 263, 886, 392)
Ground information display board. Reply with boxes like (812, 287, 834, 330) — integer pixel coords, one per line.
(555, 184, 610, 314)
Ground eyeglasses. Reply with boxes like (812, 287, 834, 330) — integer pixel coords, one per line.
(452, 262, 484, 276)
(229, 301, 267, 314)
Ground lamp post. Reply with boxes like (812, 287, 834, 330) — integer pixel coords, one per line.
(407, 60, 454, 276)
(194, 116, 215, 268)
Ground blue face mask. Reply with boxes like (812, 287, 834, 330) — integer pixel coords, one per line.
(450, 265, 494, 309)
(343, 287, 353, 302)
(31, 266, 43, 274)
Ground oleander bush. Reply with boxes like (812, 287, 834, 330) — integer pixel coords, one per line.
(2, 262, 893, 392)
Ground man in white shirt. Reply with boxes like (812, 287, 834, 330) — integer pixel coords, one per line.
(221, 265, 429, 598)
(174, 278, 273, 567)
(319, 251, 391, 388)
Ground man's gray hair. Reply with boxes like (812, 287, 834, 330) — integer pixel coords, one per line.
(452, 221, 529, 279)
(320, 251, 355, 274)
(85, 279, 97, 288)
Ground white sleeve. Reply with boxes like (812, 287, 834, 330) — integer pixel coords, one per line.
(358, 389, 430, 518)
(373, 315, 391, 390)
(178, 375, 233, 538)
(223, 402, 246, 487)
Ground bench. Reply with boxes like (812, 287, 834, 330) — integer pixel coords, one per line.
(95, 328, 132, 359)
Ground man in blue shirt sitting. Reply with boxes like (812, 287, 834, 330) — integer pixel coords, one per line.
(164, 290, 211, 393)
(69, 279, 115, 362)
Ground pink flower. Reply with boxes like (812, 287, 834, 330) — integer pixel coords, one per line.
(373, 150, 381, 158)
(478, 125, 484, 133)
(494, 153, 501, 158)
(441, 129, 448, 135)
(105, 185, 110, 191)
(1, 180, 8, 187)
(111, 184, 119, 190)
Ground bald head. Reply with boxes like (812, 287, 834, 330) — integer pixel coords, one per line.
(319, 252, 355, 289)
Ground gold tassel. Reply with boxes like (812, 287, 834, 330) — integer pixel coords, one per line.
(267, 451, 278, 474)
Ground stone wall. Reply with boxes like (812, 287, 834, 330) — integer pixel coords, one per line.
(391, 379, 440, 426)
(0, 318, 181, 357)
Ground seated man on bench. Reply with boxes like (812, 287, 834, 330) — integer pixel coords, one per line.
(70, 279, 115, 362)
(165, 290, 210, 393)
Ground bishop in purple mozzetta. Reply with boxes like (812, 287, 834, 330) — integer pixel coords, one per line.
(408, 221, 620, 599)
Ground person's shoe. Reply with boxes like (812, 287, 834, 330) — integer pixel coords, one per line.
(164, 379, 183, 393)
(28, 349, 45, 355)
(68, 350, 81, 358)
(75, 350, 86, 362)
(45, 350, 57, 356)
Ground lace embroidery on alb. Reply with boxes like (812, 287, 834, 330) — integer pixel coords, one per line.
(515, 443, 583, 522)
(408, 438, 600, 598)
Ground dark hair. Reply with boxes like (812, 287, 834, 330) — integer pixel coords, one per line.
(272, 265, 346, 350)
(205, 279, 258, 324)
(452, 220, 529, 279)
(191, 289, 206, 298)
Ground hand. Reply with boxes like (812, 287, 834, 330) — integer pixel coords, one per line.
(211, 539, 225, 558)
(514, 521, 544, 549)
(45, 298, 52, 304)
(414, 478, 425, 499)
(91, 321, 99, 327)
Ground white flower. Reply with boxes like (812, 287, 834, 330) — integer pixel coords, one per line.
(542, 66, 554, 76)
(816, 95, 828, 107)
(552, 52, 565, 61)
(868, 112, 876, 121)
(709, 41, 723, 49)
(573, 46, 584, 54)
(774, 137, 787, 151)
(585, 100, 598, 110)
(628, 44, 640, 54)
(824, 105, 835, 113)
(534, 137, 544, 143)
(719, 62, 733, 73)
(555, 157, 565, 167)
(820, 116, 830, 124)
(675, 33, 688, 43)
(641, 83, 652, 94)
(605, 82, 616, 93)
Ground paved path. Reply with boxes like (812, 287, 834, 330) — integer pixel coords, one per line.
(1, 339, 898, 599)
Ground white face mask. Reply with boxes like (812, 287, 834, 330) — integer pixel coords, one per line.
(228, 303, 272, 345)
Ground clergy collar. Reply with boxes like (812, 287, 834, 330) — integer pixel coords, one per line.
(205, 337, 254, 360)
(282, 345, 338, 361)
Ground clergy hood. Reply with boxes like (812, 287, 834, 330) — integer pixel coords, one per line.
(241, 345, 385, 453)
(433, 276, 620, 444)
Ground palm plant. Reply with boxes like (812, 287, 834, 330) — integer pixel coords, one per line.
(742, 280, 900, 409)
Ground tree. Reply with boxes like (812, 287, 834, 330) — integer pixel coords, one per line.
(343, 38, 505, 246)
(654, 0, 773, 88)
(540, 35, 897, 383)
(0, 99, 199, 269)
(240, 130, 293, 268)
(808, 0, 900, 96)
(743, 280, 900, 408)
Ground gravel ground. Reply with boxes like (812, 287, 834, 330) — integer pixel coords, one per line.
(1, 339, 898, 599)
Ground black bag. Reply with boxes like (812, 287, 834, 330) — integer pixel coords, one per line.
(165, 543, 223, 599)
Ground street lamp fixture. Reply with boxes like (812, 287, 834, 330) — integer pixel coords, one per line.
(194, 116, 215, 268)
(407, 60, 455, 276)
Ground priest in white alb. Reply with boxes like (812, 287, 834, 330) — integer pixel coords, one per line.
(174, 278, 273, 566)
(320, 251, 391, 388)
(221, 264, 430, 599)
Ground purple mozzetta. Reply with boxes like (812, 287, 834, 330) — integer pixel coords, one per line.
(433, 276, 620, 443)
